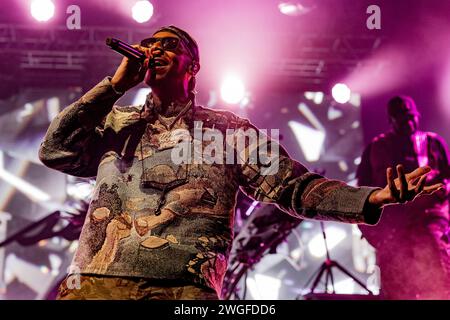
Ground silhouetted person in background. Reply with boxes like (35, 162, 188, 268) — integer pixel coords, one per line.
(358, 96, 450, 299)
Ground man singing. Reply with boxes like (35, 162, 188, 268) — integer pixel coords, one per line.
(39, 26, 441, 300)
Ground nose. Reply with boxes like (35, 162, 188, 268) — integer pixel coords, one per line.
(149, 41, 164, 57)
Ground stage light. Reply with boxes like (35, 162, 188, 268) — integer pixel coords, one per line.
(132, 1, 154, 23)
(49, 254, 62, 276)
(247, 274, 281, 300)
(220, 74, 246, 104)
(327, 106, 343, 120)
(313, 92, 324, 104)
(30, 0, 55, 22)
(349, 94, 361, 107)
(351, 120, 360, 128)
(66, 181, 94, 200)
(246, 277, 262, 299)
(332, 83, 351, 104)
(288, 120, 325, 162)
(279, 3, 300, 15)
(338, 160, 348, 172)
(308, 226, 346, 258)
(0, 168, 51, 202)
(278, 2, 313, 16)
(245, 200, 259, 217)
(304, 92, 315, 100)
(0, 152, 50, 202)
(297, 102, 325, 131)
(46, 97, 60, 121)
(5, 254, 55, 297)
(40, 265, 50, 274)
(290, 247, 303, 261)
(304, 91, 324, 105)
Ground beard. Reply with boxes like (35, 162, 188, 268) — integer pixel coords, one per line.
(395, 121, 418, 136)
(144, 58, 187, 87)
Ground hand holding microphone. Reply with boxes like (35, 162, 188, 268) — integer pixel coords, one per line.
(106, 38, 147, 62)
(107, 38, 155, 93)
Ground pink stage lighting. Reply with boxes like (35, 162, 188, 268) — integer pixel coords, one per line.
(220, 74, 246, 104)
(132, 1, 154, 23)
(278, 2, 311, 16)
(30, 0, 55, 22)
(332, 83, 351, 104)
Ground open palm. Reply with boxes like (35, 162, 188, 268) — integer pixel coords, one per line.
(369, 165, 443, 206)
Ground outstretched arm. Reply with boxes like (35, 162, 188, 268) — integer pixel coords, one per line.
(233, 121, 381, 225)
(235, 121, 442, 225)
(367, 164, 443, 206)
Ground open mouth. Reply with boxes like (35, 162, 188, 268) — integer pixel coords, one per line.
(153, 59, 169, 67)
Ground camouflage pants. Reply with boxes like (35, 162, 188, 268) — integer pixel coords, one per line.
(56, 275, 219, 300)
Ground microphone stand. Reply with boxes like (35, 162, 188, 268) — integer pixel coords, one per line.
(299, 222, 373, 298)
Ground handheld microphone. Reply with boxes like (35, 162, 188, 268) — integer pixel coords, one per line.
(106, 37, 146, 63)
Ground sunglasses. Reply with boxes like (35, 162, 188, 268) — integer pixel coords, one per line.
(140, 37, 181, 52)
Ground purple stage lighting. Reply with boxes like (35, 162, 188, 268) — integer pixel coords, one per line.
(30, 0, 55, 22)
(332, 83, 351, 104)
(220, 74, 246, 104)
(132, 1, 154, 23)
(278, 2, 312, 16)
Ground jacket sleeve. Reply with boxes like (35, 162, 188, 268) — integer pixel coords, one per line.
(38, 77, 124, 177)
(233, 119, 382, 225)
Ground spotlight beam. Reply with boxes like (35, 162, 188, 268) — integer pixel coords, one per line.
(297, 103, 325, 132)
(0, 151, 50, 203)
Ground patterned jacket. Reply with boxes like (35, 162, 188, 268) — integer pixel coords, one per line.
(39, 77, 381, 296)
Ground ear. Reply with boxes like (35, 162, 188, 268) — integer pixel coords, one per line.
(188, 62, 200, 75)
